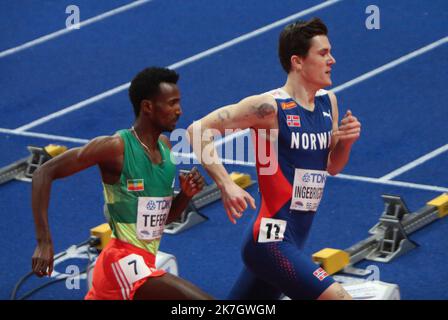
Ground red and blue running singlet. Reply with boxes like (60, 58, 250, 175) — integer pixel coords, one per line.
(228, 88, 336, 300)
(253, 88, 333, 243)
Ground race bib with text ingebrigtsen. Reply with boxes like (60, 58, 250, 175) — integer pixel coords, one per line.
(290, 168, 327, 212)
(137, 196, 172, 241)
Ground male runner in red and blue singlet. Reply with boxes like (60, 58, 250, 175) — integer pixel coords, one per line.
(188, 18, 361, 300)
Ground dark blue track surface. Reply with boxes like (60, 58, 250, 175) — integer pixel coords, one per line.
(0, 0, 447, 300)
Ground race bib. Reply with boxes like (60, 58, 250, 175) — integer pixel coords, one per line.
(290, 168, 327, 211)
(137, 196, 172, 240)
(258, 217, 287, 243)
(116, 254, 153, 285)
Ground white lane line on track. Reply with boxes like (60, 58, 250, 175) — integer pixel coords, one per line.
(332, 36, 448, 93)
(0, 127, 89, 144)
(0, 0, 153, 59)
(379, 143, 448, 181)
(1, 127, 446, 192)
(0, 127, 256, 166)
(15, 35, 447, 137)
(335, 173, 448, 193)
(6, 33, 448, 182)
(14, 0, 343, 132)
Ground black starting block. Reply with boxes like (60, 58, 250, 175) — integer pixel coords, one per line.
(0, 145, 67, 184)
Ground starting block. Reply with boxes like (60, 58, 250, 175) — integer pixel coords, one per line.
(312, 248, 350, 275)
(155, 251, 178, 276)
(312, 193, 448, 277)
(428, 193, 448, 218)
(306, 194, 448, 300)
(164, 171, 255, 234)
(0, 144, 67, 184)
(90, 223, 112, 250)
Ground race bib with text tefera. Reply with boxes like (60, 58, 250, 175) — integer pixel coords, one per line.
(136, 196, 172, 240)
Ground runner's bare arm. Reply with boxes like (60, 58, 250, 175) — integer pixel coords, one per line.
(166, 167, 206, 224)
(31, 136, 123, 277)
(187, 94, 277, 223)
(187, 94, 276, 189)
(326, 91, 361, 175)
(159, 137, 206, 224)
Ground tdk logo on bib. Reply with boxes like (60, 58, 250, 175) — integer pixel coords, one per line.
(146, 199, 171, 211)
(137, 196, 173, 241)
(303, 173, 326, 184)
(290, 168, 327, 212)
(146, 201, 156, 210)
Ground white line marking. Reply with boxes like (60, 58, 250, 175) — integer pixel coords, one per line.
(0, 0, 153, 59)
(6, 2, 446, 187)
(0, 127, 255, 167)
(14, 0, 343, 132)
(335, 174, 448, 193)
(215, 129, 251, 148)
(0, 127, 89, 144)
(211, 37, 448, 176)
(1, 128, 445, 192)
(379, 143, 448, 180)
(168, 0, 343, 70)
(174, 151, 255, 166)
(15, 83, 130, 132)
(332, 36, 448, 93)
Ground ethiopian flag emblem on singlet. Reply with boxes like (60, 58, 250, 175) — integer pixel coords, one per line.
(127, 179, 144, 191)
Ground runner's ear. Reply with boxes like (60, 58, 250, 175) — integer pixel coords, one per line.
(140, 99, 154, 115)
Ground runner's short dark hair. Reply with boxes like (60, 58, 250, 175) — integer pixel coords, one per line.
(278, 17, 328, 73)
(129, 67, 179, 117)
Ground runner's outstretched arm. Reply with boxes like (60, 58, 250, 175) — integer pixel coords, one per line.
(31, 136, 122, 277)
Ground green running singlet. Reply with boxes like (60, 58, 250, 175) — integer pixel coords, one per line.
(102, 129, 176, 255)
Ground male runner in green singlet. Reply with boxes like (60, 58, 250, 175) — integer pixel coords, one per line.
(31, 67, 213, 300)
